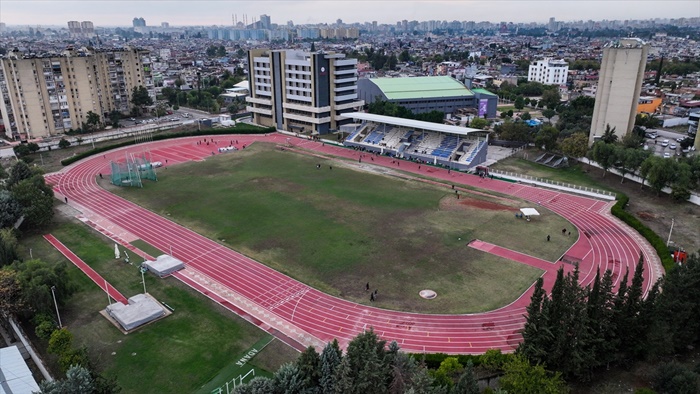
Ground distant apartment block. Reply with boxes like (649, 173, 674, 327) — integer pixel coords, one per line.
(246, 49, 364, 134)
(67, 21, 95, 38)
(589, 38, 649, 144)
(319, 27, 360, 39)
(0, 47, 154, 140)
(528, 58, 568, 85)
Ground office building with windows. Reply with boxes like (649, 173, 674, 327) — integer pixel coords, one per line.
(0, 46, 153, 140)
(246, 49, 364, 134)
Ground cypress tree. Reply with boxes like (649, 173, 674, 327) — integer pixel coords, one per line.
(452, 360, 479, 394)
(332, 357, 353, 394)
(319, 340, 342, 394)
(519, 277, 553, 362)
(296, 346, 321, 392)
(619, 255, 647, 359)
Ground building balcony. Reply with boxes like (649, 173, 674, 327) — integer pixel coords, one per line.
(334, 100, 365, 111)
(247, 106, 273, 116)
(333, 68, 356, 76)
(284, 112, 331, 124)
(254, 89, 272, 97)
(334, 93, 358, 102)
(333, 85, 357, 93)
(246, 96, 272, 105)
(283, 102, 331, 113)
(334, 76, 358, 84)
(333, 59, 357, 67)
(286, 94, 312, 103)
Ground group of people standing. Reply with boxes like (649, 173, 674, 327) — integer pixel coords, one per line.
(366, 282, 379, 302)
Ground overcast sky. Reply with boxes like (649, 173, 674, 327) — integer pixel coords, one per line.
(2, 0, 699, 27)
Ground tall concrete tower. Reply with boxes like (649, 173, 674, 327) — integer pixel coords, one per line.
(589, 38, 649, 145)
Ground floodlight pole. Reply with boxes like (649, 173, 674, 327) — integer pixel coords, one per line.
(141, 268, 147, 294)
(666, 218, 674, 247)
(105, 279, 111, 306)
(51, 286, 62, 328)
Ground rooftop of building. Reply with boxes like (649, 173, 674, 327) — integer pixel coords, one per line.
(471, 88, 498, 97)
(368, 76, 474, 100)
(341, 112, 483, 136)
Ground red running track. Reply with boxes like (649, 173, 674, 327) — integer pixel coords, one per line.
(45, 134, 664, 354)
(43, 234, 129, 304)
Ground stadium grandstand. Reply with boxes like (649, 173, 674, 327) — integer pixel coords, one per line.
(340, 112, 489, 170)
(358, 76, 497, 118)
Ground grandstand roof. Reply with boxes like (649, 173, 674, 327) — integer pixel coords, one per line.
(369, 76, 474, 100)
(340, 112, 483, 136)
(471, 88, 498, 97)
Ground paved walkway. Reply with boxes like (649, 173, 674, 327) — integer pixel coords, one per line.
(43, 234, 128, 305)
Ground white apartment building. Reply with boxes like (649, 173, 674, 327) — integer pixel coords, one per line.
(0, 46, 153, 140)
(589, 38, 649, 144)
(528, 58, 569, 85)
(246, 49, 364, 134)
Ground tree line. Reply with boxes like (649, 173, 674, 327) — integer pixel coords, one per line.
(590, 129, 700, 201)
(0, 160, 120, 393)
(519, 252, 700, 392)
(233, 329, 567, 394)
(368, 100, 446, 124)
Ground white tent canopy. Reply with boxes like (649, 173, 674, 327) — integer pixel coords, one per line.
(520, 208, 540, 216)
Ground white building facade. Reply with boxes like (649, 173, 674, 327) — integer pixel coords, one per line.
(528, 58, 569, 85)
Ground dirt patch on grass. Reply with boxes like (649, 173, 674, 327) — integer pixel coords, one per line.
(636, 211, 657, 220)
(441, 195, 519, 212)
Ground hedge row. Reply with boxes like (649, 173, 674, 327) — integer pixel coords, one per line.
(60, 124, 274, 166)
(611, 193, 674, 272)
(410, 353, 484, 369)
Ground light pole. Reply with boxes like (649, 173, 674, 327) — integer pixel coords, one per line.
(51, 286, 62, 328)
(666, 218, 675, 247)
(140, 264, 148, 294)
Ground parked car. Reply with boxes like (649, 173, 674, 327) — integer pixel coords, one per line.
(663, 152, 671, 158)
(670, 143, 677, 149)
(661, 139, 669, 147)
(676, 137, 684, 142)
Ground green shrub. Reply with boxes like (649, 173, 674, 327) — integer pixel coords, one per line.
(611, 193, 674, 271)
(410, 353, 483, 370)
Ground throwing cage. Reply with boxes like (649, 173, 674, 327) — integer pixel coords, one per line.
(110, 152, 158, 188)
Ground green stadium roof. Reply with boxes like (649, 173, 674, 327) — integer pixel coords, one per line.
(370, 76, 474, 100)
(471, 88, 498, 97)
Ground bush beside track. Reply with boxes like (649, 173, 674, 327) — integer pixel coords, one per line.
(60, 124, 274, 166)
(612, 193, 673, 272)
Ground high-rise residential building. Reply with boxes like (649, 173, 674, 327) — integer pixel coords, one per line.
(527, 58, 569, 85)
(67, 21, 95, 38)
(67, 21, 82, 37)
(0, 47, 153, 140)
(132, 17, 146, 27)
(161, 22, 170, 28)
(246, 49, 364, 134)
(260, 14, 271, 30)
(80, 21, 95, 37)
(589, 38, 649, 144)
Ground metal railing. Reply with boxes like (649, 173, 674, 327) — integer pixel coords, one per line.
(489, 168, 617, 198)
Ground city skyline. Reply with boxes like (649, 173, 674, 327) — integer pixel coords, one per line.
(1, 0, 699, 27)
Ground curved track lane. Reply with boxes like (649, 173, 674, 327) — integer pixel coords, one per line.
(46, 134, 663, 354)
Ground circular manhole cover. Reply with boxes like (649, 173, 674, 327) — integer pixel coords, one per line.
(419, 290, 437, 299)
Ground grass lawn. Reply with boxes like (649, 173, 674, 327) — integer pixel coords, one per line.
(111, 143, 575, 314)
(491, 155, 618, 193)
(18, 219, 295, 394)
